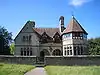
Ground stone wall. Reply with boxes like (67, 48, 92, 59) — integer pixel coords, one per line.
(1, 55, 100, 66)
(0, 55, 36, 65)
(45, 56, 100, 66)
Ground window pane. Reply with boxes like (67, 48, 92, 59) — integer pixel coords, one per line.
(70, 50, 72, 55)
(24, 51, 26, 56)
(65, 50, 66, 55)
(74, 47, 76, 55)
(27, 51, 29, 56)
(21, 48, 23, 56)
(64, 47, 66, 50)
(30, 50, 32, 56)
(67, 50, 69, 55)
(67, 47, 69, 49)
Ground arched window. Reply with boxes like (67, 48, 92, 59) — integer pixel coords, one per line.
(43, 49, 50, 56)
(20, 48, 23, 56)
(52, 49, 62, 56)
(30, 48, 32, 56)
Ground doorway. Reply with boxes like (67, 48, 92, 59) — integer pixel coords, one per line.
(39, 51, 44, 62)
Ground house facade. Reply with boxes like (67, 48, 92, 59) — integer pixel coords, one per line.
(14, 16, 88, 57)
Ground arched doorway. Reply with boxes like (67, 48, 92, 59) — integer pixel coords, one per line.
(52, 49, 62, 56)
(40, 51, 44, 57)
(39, 51, 44, 62)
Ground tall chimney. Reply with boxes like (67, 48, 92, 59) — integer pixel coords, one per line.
(59, 16, 65, 32)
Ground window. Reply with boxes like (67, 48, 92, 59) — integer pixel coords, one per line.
(30, 48, 32, 56)
(30, 50, 32, 56)
(64, 47, 66, 50)
(27, 50, 29, 56)
(67, 50, 69, 55)
(52, 49, 62, 56)
(67, 47, 69, 49)
(21, 48, 23, 56)
(70, 50, 72, 55)
(65, 50, 66, 55)
(29, 35, 32, 41)
(74, 47, 76, 55)
(53, 34, 61, 43)
(22, 35, 32, 42)
(24, 50, 26, 56)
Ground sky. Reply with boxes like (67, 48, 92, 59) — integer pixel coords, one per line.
(0, 0, 100, 39)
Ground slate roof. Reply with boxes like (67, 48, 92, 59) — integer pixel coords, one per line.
(33, 28, 60, 37)
(63, 16, 88, 35)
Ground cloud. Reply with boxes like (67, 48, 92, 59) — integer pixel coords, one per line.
(69, 0, 93, 7)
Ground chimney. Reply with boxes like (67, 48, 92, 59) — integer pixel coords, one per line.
(59, 16, 65, 32)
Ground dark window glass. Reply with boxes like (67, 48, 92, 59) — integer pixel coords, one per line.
(67, 47, 69, 49)
(70, 47, 72, 49)
(70, 50, 72, 55)
(27, 50, 29, 56)
(24, 51, 26, 56)
(67, 50, 69, 55)
(29, 35, 32, 41)
(21, 48, 23, 56)
(74, 47, 76, 55)
(64, 47, 66, 49)
(30, 50, 32, 56)
(65, 50, 66, 55)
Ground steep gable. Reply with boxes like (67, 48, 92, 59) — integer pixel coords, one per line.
(14, 21, 35, 41)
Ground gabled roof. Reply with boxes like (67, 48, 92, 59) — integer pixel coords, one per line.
(63, 16, 88, 35)
(33, 28, 60, 37)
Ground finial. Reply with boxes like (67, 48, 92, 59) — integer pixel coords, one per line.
(71, 11, 74, 18)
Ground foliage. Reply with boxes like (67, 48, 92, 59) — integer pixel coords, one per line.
(45, 66, 100, 75)
(0, 26, 12, 55)
(0, 63, 35, 75)
(88, 37, 100, 55)
(10, 43, 15, 55)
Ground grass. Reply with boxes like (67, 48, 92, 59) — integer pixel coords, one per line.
(0, 63, 35, 75)
(45, 66, 100, 75)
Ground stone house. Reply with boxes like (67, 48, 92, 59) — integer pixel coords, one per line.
(14, 16, 88, 58)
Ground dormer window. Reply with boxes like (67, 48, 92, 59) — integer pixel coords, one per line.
(53, 32, 61, 43)
(41, 32, 48, 43)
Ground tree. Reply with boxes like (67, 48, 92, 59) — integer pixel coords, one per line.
(0, 26, 12, 55)
(10, 43, 15, 55)
(88, 37, 100, 55)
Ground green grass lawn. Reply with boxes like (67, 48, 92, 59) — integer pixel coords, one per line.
(45, 66, 100, 75)
(0, 63, 35, 75)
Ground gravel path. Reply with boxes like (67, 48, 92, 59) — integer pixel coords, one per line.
(24, 67, 47, 75)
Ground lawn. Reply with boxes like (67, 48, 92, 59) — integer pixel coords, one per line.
(45, 66, 100, 75)
(0, 63, 35, 75)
